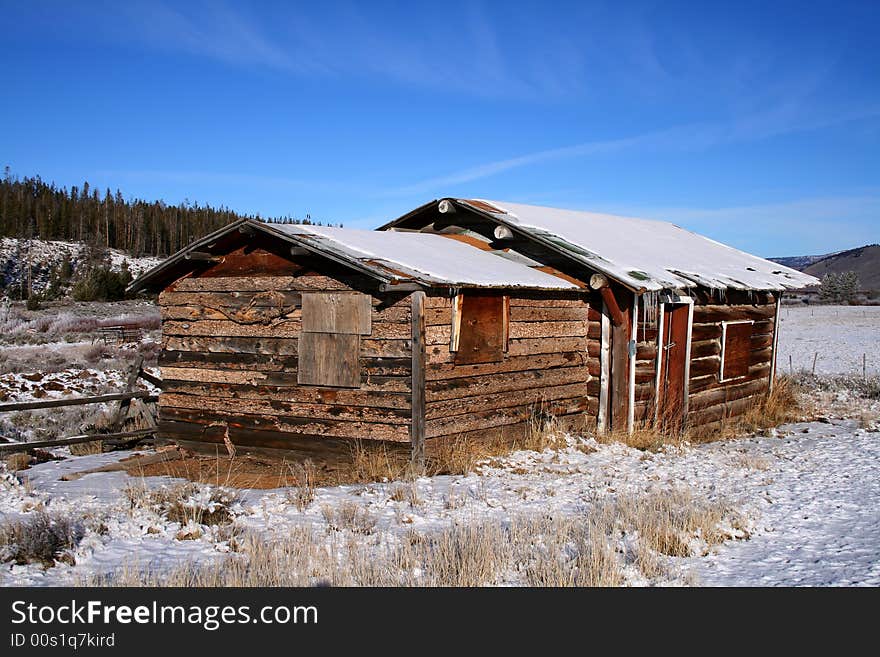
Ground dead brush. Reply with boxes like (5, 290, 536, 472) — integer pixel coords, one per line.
(284, 460, 317, 511)
(614, 488, 744, 557)
(428, 414, 567, 476)
(0, 512, 85, 566)
(349, 440, 412, 482)
(321, 500, 377, 535)
(514, 514, 623, 587)
(124, 482, 240, 527)
(388, 481, 423, 508)
(719, 375, 803, 438)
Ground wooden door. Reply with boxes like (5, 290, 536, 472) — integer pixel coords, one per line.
(657, 303, 690, 432)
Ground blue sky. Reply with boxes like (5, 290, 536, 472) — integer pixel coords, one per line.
(1, 0, 878, 256)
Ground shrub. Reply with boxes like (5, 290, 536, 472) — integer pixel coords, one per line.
(72, 265, 132, 302)
(0, 512, 85, 566)
(125, 483, 240, 527)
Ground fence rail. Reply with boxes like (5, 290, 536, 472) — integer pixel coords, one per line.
(0, 391, 158, 413)
(0, 360, 162, 454)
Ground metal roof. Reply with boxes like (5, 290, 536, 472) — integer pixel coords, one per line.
(127, 219, 578, 293)
(382, 198, 821, 292)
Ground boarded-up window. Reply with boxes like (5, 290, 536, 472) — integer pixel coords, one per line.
(720, 320, 753, 381)
(298, 292, 371, 387)
(451, 293, 508, 365)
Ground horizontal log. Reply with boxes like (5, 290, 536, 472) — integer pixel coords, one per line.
(161, 303, 415, 326)
(159, 351, 411, 376)
(587, 338, 601, 358)
(161, 380, 411, 409)
(0, 429, 155, 454)
(688, 363, 771, 394)
(635, 366, 655, 384)
(508, 336, 588, 357)
(160, 394, 410, 424)
(426, 352, 585, 381)
(159, 290, 303, 309)
(587, 323, 602, 340)
(426, 365, 588, 402)
(172, 275, 363, 293)
(687, 393, 765, 428)
(427, 382, 589, 420)
(691, 323, 722, 341)
(509, 306, 589, 322)
(160, 367, 410, 392)
(426, 396, 589, 439)
(163, 335, 299, 355)
(425, 336, 589, 363)
(0, 391, 157, 413)
(508, 298, 585, 308)
(587, 378, 601, 398)
(159, 407, 409, 442)
(163, 318, 410, 340)
(750, 346, 773, 365)
(164, 319, 303, 338)
(636, 343, 657, 360)
(159, 421, 406, 452)
(161, 336, 412, 358)
(692, 304, 775, 323)
(635, 382, 654, 402)
(691, 339, 721, 359)
(508, 321, 587, 339)
(688, 378, 769, 412)
(689, 356, 720, 378)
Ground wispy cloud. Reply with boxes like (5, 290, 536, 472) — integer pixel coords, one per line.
(390, 103, 880, 195)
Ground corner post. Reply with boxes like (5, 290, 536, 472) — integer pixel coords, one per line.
(410, 291, 427, 467)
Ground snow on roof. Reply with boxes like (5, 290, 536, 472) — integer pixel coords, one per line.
(271, 224, 578, 289)
(453, 199, 819, 292)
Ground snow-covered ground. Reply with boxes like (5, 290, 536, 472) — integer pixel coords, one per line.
(0, 237, 161, 295)
(0, 303, 877, 586)
(2, 417, 877, 586)
(777, 305, 880, 376)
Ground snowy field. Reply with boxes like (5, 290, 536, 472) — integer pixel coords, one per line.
(777, 305, 880, 376)
(0, 303, 878, 587)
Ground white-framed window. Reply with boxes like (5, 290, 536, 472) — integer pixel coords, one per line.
(720, 320, 754, 381)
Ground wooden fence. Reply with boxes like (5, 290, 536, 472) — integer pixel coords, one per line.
(0, 357, 161, 454)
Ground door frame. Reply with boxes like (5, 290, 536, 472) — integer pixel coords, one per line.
(653, 294, 694, 426)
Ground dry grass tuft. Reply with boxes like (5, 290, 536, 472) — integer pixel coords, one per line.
(124, 482, 240, 527)
(0, 512, 85, 566)
(321, 500, 377, 535)
(597, 376, 805, 450)
(284, 460, 317, 511)
(615, 488, 745, 557)
(82, 483, 745, 587)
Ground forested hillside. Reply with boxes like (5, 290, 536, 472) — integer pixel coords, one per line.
(0, 167, 317, 257)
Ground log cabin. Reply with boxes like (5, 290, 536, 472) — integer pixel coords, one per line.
(378, 199, 819, 435)
(128, 220, 588, 461)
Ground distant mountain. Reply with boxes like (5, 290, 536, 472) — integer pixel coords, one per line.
(768, 252, 841, 270)
(801, 244, 880, 290)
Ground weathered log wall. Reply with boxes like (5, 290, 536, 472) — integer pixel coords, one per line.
(423, 293, 593, 441)
(157, 270, 414, 450)
(686, 294, 777, 429)
(633, 321, 659, 426)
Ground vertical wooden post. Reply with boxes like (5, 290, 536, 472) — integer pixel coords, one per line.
(410, 291, 427, 467)
(112, 355, 144, 430)
(769, 297, 781, 391)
